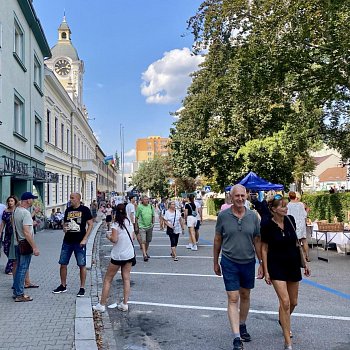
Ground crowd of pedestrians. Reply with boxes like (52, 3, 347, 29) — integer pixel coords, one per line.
(0, 187, 310, 350)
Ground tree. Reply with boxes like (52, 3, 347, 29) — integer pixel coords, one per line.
(114, 150, 120, 171)
(170, 0, 350, 189)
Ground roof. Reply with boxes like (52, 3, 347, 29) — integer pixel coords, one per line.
(313, 155, 332, 166)
(17, 0, 51, 58)
(318, 167, 346, 182)
(51, 43, 79, 61)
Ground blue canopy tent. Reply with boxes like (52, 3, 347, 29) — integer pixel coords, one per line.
(225, 171, 284, 192)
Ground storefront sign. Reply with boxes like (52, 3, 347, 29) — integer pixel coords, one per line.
(3, 156, 28, 176)
(32, 167, 46, 180)
(45, 171, 59, 183)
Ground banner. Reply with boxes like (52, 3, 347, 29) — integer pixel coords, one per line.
(104, 155, 114, 165)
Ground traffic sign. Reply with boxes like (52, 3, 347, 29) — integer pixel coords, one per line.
(204, 186, 211, 192)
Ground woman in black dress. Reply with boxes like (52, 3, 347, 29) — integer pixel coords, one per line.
(261, 195, 310, 350)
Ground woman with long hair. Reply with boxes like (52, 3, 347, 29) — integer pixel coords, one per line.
(93, 203, 135, 312)
(0, 196, 18, 274)
(184, 194, 198, 251)
(163, 201, 185, 261)
(261, 195, 310, 350)
(105, 203, 113, 231)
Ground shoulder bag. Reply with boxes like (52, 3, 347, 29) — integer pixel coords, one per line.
(12, 209, 33, 255)
(286, 215, 306, 268)
(166, 210, 176, 235)
(124, 224, 136, 266)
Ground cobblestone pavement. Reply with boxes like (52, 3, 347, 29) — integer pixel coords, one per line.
(0, 229, 89, 350)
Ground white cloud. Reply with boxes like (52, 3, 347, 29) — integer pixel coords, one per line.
(125, 148, 136, 157)
(141, 47, 205, 104)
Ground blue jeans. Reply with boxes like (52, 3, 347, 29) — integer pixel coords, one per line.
(13, 245, 32, 297)
(58, 242, 86, 266)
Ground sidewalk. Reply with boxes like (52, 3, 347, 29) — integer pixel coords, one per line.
(0, 228, 88, 350)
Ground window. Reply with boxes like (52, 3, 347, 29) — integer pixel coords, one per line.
(34, 116, 42, 148)
(46, 110, 50, 142)
(13, 16, 25, 67)
(61, 175, 65, 202)
(74, 177, 76, 192)
(78, 137, 80, 158)
(74, 134, 76, 156)
(33, 54, 42, 92)
(46, 183, 50, 205)
(54, 117, 58, 147)
(61, 123, 64, 150)
(67, 176, 70, 200)
(61, 32, 67, 39)
(66, 129, 70, 153)
(14, 92, 25, 137)
(55, 182, 58, 204)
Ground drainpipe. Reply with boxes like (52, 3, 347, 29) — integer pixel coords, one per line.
(70, 110, 74, 193)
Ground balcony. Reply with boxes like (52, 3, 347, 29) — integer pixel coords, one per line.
(80, 159, 98, 174)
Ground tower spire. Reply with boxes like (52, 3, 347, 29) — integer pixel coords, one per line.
(63, 9, 66, 22)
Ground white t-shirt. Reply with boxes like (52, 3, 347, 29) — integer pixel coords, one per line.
(194, 201, 202, 220)
(287, 202, 307, 239)
(163, 209, 182, 234)
(126, 203, 136, 224)
(110, 220, 134, 261)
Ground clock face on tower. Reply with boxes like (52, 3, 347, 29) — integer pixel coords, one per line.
(54, 59, 71, 76)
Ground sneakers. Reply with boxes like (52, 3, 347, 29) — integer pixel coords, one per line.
(186, 244, 192, 249)
(191, 244, 198, 251)
(107, 302, 128, 311)
(117, 302, 129, 312)
(52, 284, 67, 294)
(233, 337, 244, 350)
(239, 324, 251, 342)
(93, 303, 105, 312)
(284, 345, 293, 350)
(77, 288, 85, 297)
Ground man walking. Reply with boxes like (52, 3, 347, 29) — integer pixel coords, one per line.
(13, 192, 40, 302)
(126, 195, 141, 246)
(53, 193, 93, 296)
(136, 195, 154, 261)
(213, 184, 263, 350)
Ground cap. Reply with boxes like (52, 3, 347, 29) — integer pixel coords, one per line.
(21, 192, 38, 200)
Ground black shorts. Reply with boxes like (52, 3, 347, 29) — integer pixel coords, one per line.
(195, 220, 201, 230)
(106, 215, 112, 223)
(110, 257, 133, 266)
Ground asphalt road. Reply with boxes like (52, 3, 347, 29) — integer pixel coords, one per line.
(98, 220, 350, 350)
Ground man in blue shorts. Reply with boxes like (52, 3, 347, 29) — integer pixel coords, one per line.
(214, 184, 263, 350)
(53, 193, 93, 297)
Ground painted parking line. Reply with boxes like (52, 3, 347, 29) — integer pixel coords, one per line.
(128, 301, 350, 321)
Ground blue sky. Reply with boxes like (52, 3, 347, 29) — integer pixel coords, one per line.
(34, 0, 204, 166)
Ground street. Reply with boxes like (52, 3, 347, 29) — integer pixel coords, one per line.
(97, 220, 350, 350)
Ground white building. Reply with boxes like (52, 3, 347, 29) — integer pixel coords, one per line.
(43, 17, 98, 215)
(0, 0, 51, 203)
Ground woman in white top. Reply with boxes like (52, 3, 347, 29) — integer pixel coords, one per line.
(287, 191, 310, 262)
(164, 201, 185, 261)
(93, 204, 135, 313)
(105, 203, 113, 231)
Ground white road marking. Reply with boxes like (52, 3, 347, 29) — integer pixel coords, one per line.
(128, 301, 350, 321)
(103, 255, 213, 259)
(129, 271, 221, 278)
(103, 244, 212, 247)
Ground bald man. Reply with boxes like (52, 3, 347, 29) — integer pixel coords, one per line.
(214, 184, 263, 350)
(53, 193, 93, 297)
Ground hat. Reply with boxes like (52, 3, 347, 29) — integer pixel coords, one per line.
(21, 192, 38, 200)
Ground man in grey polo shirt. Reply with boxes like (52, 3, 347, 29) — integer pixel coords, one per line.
(214, 184, 263, 350)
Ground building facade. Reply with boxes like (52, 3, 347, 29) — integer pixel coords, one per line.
(136, 136, 169, 162)
(96, 145, 118, 202)
(43, 17, 98, 215)
(0, 0, 52, 203)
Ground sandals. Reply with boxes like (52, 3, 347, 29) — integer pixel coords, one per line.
(15, 295, 33, 302)
(24, 283, 39, 289)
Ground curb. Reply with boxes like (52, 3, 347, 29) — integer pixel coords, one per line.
(73, 221, 102, 350)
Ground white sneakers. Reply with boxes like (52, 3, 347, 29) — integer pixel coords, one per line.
(93, 303, 106, 312)
(93, 301, 128, 312)
(186, 244, 192, 249)
(191, 244, 198, 251)
(107, 302, 129, 312)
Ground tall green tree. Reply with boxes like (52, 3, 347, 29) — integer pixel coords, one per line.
(170, 0, 350, 189)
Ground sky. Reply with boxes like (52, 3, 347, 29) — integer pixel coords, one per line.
(33, 0, 204, 169)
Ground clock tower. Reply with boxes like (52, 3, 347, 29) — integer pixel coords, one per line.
(45, 16, 84, 107)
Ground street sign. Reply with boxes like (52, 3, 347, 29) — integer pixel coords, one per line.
(204, 186, 211, 192)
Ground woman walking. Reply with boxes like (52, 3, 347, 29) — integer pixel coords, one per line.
(261, 195, 310, 350)
(287, 191, 309, 261)
(184, 194, 198, 251)
(0, 196, 18, 274)
(105, 203, 113, 231)
(163, 201, 185, 261)
(93, 204, 135, 312)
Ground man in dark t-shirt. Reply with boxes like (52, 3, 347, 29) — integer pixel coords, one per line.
(53, 193, 93, 297)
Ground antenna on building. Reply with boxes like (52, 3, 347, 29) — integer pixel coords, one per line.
(63, 9, 66, 22)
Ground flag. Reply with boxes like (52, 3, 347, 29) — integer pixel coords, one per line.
(104, 155, 114, 165)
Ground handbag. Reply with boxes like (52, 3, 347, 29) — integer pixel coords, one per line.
(166, 210, 176, 235)
(12, 209, 33, 255)
(286, 215, 306, 268)
(125, 224, 136, 266)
